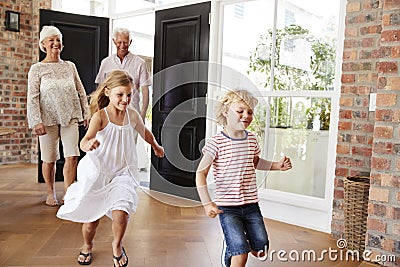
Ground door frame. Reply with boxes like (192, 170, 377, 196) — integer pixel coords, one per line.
(108, 0, 345, 232)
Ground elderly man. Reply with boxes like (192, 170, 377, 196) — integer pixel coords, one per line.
(95, 27, 150, 121)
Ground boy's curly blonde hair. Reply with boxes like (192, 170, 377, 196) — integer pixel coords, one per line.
(215, 89, 258, 126)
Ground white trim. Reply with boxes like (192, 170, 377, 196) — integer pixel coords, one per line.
(259, 191, 333, 233)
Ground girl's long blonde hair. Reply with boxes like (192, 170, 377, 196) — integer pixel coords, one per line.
(89, 70, 133, 114)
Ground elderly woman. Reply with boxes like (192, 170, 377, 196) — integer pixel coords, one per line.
(27, 25, 90, 207)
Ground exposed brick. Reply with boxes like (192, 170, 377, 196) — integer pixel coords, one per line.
(352, 146, 372, 157)
(381, 30, 400, 43)
(386, 77, 400, 90)
(335, 170, 347, 181)
(371, 157, 391, 171)
(340, 97, 354, 106)
(383, 13, 400, 27)
(381, 173, 399, 187)
(391, 46, 400, 57)
(384, 0, 400, 11)
(337, 143, 350, 154)
(0, 1, 51, 164)
(382, 237, 395, 252)
(376, 93, 397, 106)
(343, 50, 358, 60)
(360, 25, 382, 35)
(368, 203, 387, 217)
(342, 74, 356, 83)
(377, 61, 398, 73)
(393, 223, 400, 236)
(369, 186, 390, 202)
(339, 109, 353, 119)
(347, 2, 361, 12)
(373, 141, 393, 154)
(375, 109, 393, 121)
(374, 126, 394, 138)
(346, 27, 359, 37)
(367, 217, 387, 233)
(338, 121, 353, 130)
(334, 188, 344, 199)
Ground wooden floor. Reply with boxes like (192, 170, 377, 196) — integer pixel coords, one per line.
(0, 164, 378, 267)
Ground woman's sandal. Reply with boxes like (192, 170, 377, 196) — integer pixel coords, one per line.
(78, 251, 92, 265)
(113, 247, 128, 267)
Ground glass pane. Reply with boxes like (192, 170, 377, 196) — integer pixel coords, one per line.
(263, 96, 330, 198)
(114, 0, 187, 13)
(52, 0, 108, 16)
(271, 0, 340, 91)
(113, 13, 155, 57)
(221, 0, 275, 84)
(248, 0, 339, 92)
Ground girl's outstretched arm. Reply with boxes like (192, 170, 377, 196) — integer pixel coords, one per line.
(131, 108, 164, 157)
(80, 111, 101, 152)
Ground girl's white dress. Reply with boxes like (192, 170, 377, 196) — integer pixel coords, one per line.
(57, 109, 139, 223)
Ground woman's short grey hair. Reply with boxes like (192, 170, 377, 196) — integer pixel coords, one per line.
(39, 25, 63, 53)
(113, 27, 131, 40)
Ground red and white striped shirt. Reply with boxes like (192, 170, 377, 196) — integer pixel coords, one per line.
(202, 131, 261, 206)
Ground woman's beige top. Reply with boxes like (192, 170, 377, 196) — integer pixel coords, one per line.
(27, 60, 91, 128)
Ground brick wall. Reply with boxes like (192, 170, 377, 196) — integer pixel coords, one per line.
(333, 0, 400, 265)
(0, 0, 50, 164)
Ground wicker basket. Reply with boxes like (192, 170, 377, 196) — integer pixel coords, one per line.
(344, 176, 370, 252)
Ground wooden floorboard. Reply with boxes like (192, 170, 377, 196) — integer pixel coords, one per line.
(0, 164, 380, 267)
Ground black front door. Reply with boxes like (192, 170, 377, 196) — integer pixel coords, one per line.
(150, 2, 211, 200)
(38, 10, 109, 182)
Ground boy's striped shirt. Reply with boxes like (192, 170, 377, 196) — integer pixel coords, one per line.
(202, 131, 261, 206)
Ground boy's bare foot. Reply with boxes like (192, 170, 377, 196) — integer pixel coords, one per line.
(45, 195, 58, 206)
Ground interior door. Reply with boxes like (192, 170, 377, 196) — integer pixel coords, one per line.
(38, 9, 109, 182)
(150, 2, 211, 200)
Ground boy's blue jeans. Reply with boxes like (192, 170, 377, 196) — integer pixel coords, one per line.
(218, 203, 269, 265)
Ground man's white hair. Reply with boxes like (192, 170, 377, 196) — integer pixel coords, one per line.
(39, 25, 62, 53)
(113, 27, 131, 40)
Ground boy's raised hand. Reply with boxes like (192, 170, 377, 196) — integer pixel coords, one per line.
(204, 202, 223, 218)
(279, 156, 292, 171)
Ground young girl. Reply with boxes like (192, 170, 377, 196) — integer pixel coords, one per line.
(57, 70, 164, 267)
(196, 90, 292, 267)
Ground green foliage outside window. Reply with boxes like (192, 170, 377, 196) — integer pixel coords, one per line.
(247, 24, 335, 136)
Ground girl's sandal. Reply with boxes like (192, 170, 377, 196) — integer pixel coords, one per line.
(45, 195, 58, 207)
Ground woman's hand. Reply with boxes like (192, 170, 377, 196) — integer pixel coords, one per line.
(33, 123, 46, 136)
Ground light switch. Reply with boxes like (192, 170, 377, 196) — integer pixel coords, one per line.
(369, 93, 377, 111)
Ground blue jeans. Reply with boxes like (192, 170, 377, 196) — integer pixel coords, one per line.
(218, 203, 269, 264)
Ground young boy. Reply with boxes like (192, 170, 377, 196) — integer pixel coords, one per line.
(196, 89, 292, 267)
